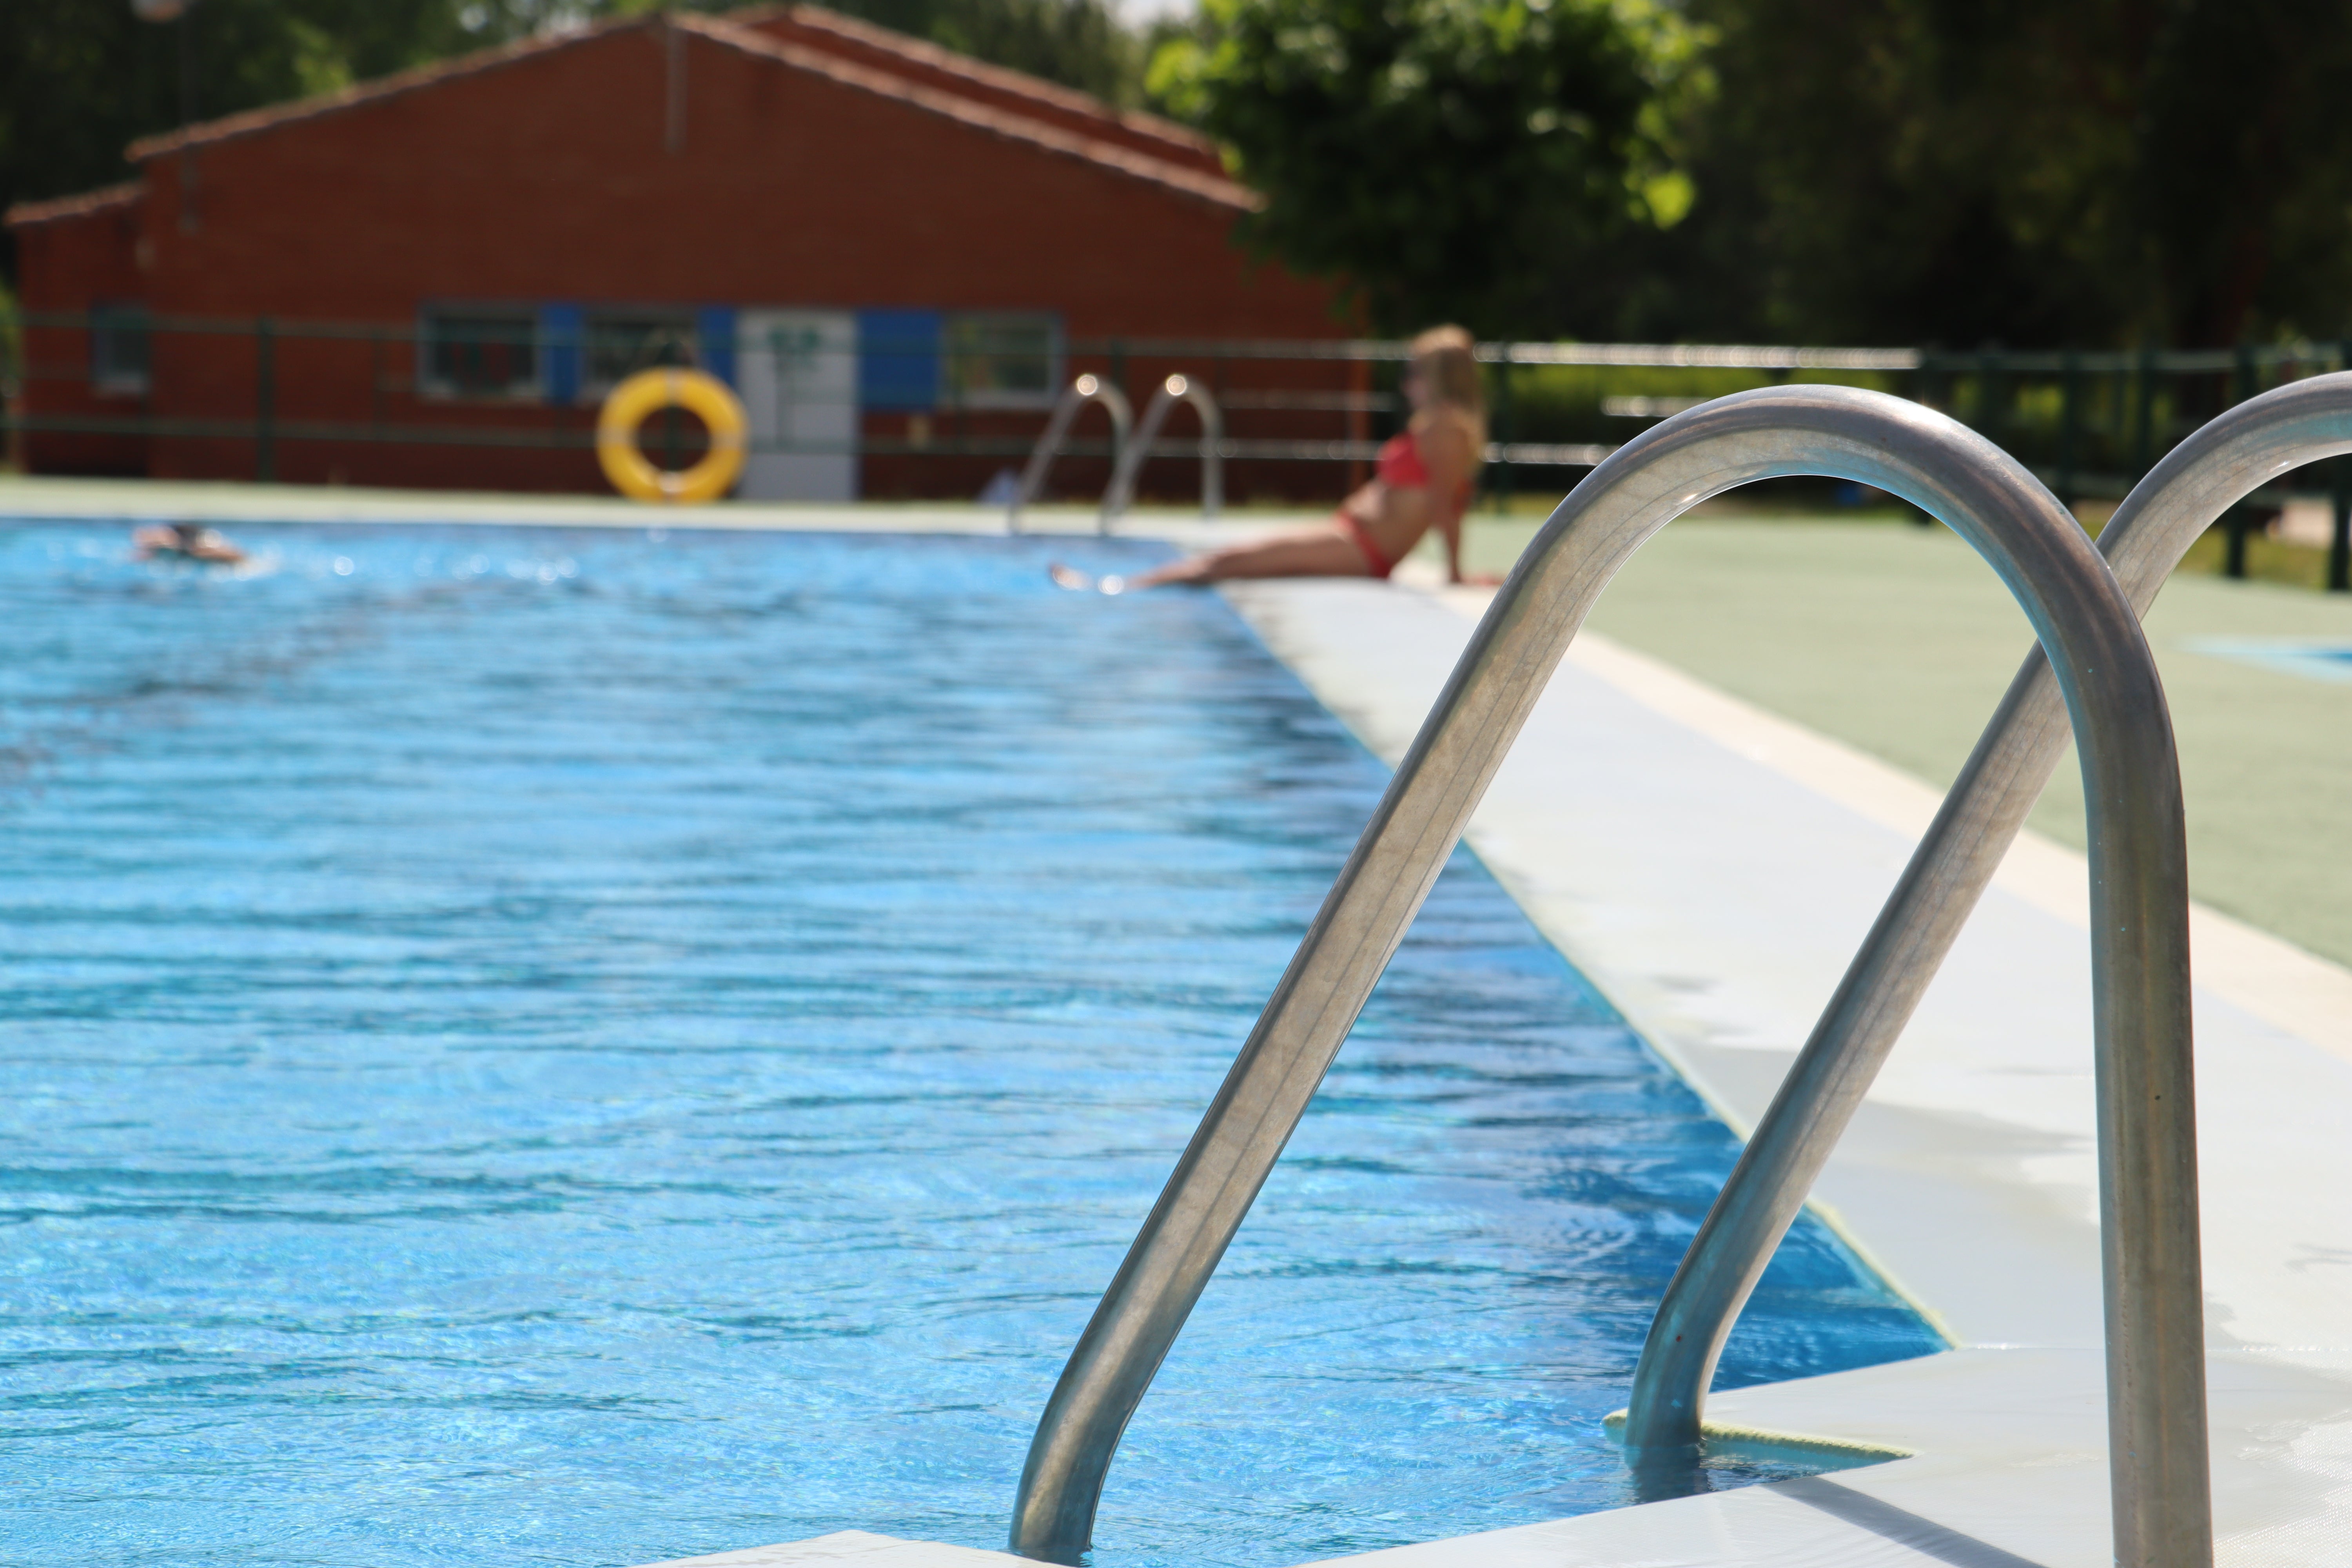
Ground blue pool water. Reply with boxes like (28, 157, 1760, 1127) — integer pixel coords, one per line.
(0, 525, 1939, 1567)
(2183, 635, 2352, 684)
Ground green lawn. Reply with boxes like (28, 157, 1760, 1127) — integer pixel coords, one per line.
(1423, 513, 2352, 968)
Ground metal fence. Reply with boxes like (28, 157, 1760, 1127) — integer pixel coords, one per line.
(4, 307, 2347, 588)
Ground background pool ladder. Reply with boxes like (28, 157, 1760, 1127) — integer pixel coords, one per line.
(1008, 383, 2227, 1568)
(1007, 373, 1222, 534)
(1102, 374, 1223, 524)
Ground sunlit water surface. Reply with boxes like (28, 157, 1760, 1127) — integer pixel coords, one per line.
(0, 525, 1939, 1566)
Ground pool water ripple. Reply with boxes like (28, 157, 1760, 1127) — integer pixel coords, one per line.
(0, 526, 1938, 1566)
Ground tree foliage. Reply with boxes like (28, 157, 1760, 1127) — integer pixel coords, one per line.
(1147, 0, 2352, 347)
(15, 1, 2352, 348)
(1150, 0, 1707, 336)
(0, 0, 568, 276)
(1671, 0, 2352, 348)
(592, 0, 1145, 105)
(818, 0, 1141, 105)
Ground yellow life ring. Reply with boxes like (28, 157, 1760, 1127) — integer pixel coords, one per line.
(597, 368, 747, 503)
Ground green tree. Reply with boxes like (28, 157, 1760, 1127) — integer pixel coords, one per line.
(0, 0, 552, 277)
(1148, 0, 1708, 336)
(1671, 0, 2352, 348)
(809, 0, 1141, 105)
(595, 0, 1146, 107)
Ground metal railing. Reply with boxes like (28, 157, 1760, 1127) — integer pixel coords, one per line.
(5, 305, 2349, 584)
(1102, 373, 1221, 523)
(1005, 374, 1131, 534)
(1622, 371, 2352, 1562)
(1007, 386, 2205, 1567)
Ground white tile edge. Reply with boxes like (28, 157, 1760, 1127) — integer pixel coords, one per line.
(1423, 579, 2352, 1071)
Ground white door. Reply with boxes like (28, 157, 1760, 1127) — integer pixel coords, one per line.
(736, 309, 858, 502)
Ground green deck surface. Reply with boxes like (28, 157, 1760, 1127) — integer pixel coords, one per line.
(1441, 514, 2352, 969)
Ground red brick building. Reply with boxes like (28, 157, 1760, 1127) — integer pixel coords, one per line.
(7, 7, 1352, 501)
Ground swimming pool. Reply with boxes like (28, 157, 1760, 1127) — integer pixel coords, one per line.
(0, 525, 1940, 1566)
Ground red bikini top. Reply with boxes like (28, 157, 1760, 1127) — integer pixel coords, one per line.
(1376, 427, 1474, 506)
(1375, 431, 1430, 488)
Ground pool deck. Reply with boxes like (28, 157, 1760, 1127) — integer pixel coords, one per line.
(1214, 573, 2352, 1568)
(11, 477, 2352, 1566)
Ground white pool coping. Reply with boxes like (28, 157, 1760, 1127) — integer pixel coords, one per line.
(1202, 574, 2352, 1568)
(0, 474, 1226, 539)
(10, 483, 2349, 1564)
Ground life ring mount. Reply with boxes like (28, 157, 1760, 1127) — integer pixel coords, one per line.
(596, 368, 747, 504)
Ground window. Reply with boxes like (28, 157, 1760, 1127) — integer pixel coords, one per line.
(421, 306, 539, 399)
(942, 313, 1060, 408)
(584, 308, 699, 393)
(91, 303, 151, 395)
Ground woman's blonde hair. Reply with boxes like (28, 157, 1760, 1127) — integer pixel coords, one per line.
(1409, 325, 1488, 451)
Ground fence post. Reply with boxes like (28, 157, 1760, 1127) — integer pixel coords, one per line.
(370, 328, 386, 437)
(2132, 343, 2157, 478)
(2223, 342, 2256, 578)
(1975, 345, 2002, 441)
(1491, 350, 1515, 515)
(1345, 356, 1369, 491)
(2330, 458, 2351, 595)
(1907, 350, 1941, 525)
(1108, 339, 1127, 488)
(2330, 340, 2352, 594)
(255, 316, 276, 483)
(1212, 349, 1228, 512)
(0, 298, 20, 472)
(2056, 350, 2081, 515)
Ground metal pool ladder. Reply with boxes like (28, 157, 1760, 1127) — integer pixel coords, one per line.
(1008, 385, 2212, 1568)
(1007, 374, 1132, 535)
(1101, 374, 1223, 524)
(1621, 368, 2352, 1564)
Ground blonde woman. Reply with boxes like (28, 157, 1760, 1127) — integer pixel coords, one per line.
(1051, 326, 1487, 592)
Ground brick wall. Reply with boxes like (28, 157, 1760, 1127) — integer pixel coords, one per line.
(13, 15, 1352, 500)
(12, 188, 151, 477)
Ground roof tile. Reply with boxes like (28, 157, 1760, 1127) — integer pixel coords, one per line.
(115, 9, 1254, 214)
(5, 180, 143, 230)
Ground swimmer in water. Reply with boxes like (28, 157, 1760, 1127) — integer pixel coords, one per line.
(1050, 325, 1486, 594)
(134, 522, 249, 565)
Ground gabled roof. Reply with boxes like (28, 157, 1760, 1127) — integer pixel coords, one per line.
(731, 5, 1220, 176)
(686, 13, 1252, 210)
(5, 180, 143, 230)
(125, 22, 615, 163)
(118, 9, 1252, 214)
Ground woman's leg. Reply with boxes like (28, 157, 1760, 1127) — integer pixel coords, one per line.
(1123, 525, 1372, 590)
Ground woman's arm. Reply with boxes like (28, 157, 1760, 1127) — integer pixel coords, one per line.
(1439, 503, 1465, 583)
(1417, 417, 1478, 583)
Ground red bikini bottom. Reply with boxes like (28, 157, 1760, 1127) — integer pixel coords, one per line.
(1335, 512, 1394, 579)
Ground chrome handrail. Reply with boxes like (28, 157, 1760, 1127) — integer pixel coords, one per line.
(1007, 375, 1132, 535)
(1625, 372, 2352, 1559)
(1008, 386, 2203, 1567)
(1101, 373, 1223, 525)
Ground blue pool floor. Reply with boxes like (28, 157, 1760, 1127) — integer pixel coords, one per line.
(0, 525, 1940, 1566)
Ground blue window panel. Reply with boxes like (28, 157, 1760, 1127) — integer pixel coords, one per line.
(696, 305, 738, 388)
(858, 309, 941, 410)
(539, 303, 584, 404)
